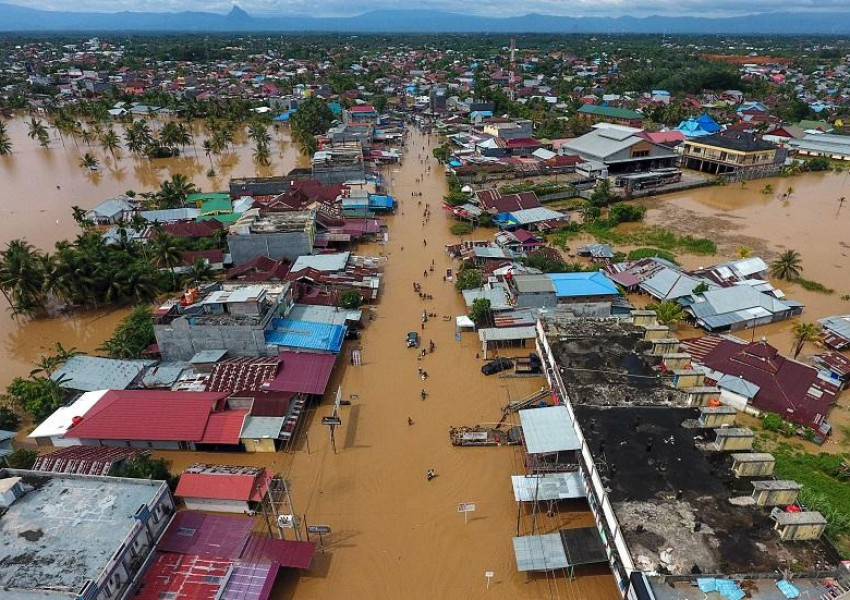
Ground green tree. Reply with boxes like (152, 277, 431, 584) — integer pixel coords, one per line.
(339, 290, 364, 309)
(692, 281, 710, 294)
(0, 406, 20, 431)
(791, 321, 821, 359)
(185, 258, 213, 284)
(450, 222, 474, 236)
(112, 455, 177, 489)
(290, 97, 334, 153)
(0, 239, 46, 316)
(27, 117, 49, 144)
(770, 249, 803, 281)
(71, 205, 94, 230)
(647, 300, 686, 326)
(5, 448, 38, 469)
(99, 306, 156, 359)
(589, 179, 616, 208)
(455, 269, 484, 291)
(469, 298, 492, 326)
(6, 376, 67, 422)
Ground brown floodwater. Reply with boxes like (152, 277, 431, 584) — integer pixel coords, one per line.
(0, 116, 306, 389)
(156, 129, 620, 599)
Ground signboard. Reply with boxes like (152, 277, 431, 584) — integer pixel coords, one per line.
(277, 514, 295, 529)
(457, 502, 476, 513)
(322, 416, 342, 426)
(307, 525, 332, 535)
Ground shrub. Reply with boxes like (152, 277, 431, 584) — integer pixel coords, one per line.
(5, 448, 38, 469)
(338, 291, 364, 309)
(608, 203, 646, 225)
(806, 156, 831, 172)
(99, 306, 155, 359)
(450, 222, 474, 236)
(0, 406, 20, 431)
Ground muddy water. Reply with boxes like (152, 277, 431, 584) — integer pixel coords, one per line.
(639, 173, 850, 449)
(0, 116, 306, 389)
(156, 129, 620, 600)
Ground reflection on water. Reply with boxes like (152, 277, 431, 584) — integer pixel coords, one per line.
(0, 116, 307, 387)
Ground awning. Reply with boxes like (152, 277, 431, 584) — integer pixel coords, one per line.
(511, 473, 585, 502)
(456, 315, 476, 329)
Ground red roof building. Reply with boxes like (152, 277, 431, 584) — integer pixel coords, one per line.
(226, 256, 291, 283)
(63, 390, 243, 450)
(680, 336, 838, 438)
(264, 351, 338, 396)
(205, 357, 282, 393)
(176, 464, 272, 513)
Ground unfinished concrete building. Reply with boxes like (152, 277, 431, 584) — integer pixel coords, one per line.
(532, 313, 845, 600)
(153, 283, 291, 361)
(227, 210, 316, 265)
(0, 469, 174, 600)
(312, 143, 366, 185)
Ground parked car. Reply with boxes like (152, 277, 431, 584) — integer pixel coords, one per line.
(481, 358, 514, 376)
(406, 331, 420, 348)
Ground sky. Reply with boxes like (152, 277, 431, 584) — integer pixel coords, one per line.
(6, 0, 850, 17)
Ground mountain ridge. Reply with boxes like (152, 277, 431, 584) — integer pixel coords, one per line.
(2, 3, 850, 34)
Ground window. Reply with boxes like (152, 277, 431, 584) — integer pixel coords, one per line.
(177, 527, 196, 537)
(631, 150, 649, 158)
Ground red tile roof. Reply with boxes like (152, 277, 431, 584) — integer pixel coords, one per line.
(66, 390, 226, 442)
(264, 351, 338, 395)
(505, 137, 542, 149)
(227, 256, 291, 282)
(478, 191, 541, 213)
(175, 465, 271, 502)
(201, 410, 248, 445)
(32, 445, 147, 476)
(161, 219, 223, 239)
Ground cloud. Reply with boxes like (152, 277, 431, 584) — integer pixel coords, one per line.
(10, 0, 850, 17)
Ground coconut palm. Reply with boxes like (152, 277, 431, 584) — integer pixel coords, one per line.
(647, 300, 686, 326)
(0, 239, 46, 315)
(174, 122, 193, 152)
(27, 117, 48, 143)
(101, 129, 121, 157)
(79, 153, 100, 171)
(150, 233, 182, 288)
(185, 258, 213, 284)
(253, 142, 271, 166)
(0, 121, 12, 155)
(770, 249, 803, 281)
(202, 139, 214, 166)
(80, 127, 94, 147)
(70, 205, 94, 230)
(791, 322, 821, 359)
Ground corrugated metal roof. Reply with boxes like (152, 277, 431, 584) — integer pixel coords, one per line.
(291, 252, 350, 273)
(513, 534, 568, 572)
(264, 351, 338, 395)
(548, 272, 618, 298)
(519, 405, 580, 453)
(240, 416, 285, 439)
(511, 473, 585, 501)
(266, 319, 346, 353)
(201, 410, 248, 445)
(175, 466, 270, 502)
(478, 326, 537, 342)
(28, 390, 108, 440)
(50, 356, 153, 392)
(65, 390, 226, 442)
(158, 512, 254, 559)
(462, 286, 512, 311)
(286, 304, 362, 327)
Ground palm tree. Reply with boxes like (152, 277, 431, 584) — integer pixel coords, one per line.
(202, 139, 214, 166)
(0, 121, 12, 155)
(155, 174, 198, 209)
(80, 127, 94, 147)
(159, 121, 181, 154)
(27, 117, 48, 142)
(791, 322, 821, 359)
(101, 129, 121, 157)
(0, 239, 46, 316)
(150, 233, 182, 288)
(735, 246, 752, 259)
(770, 249, 803, 281)
(253, 142, 271, 166)
(647, 300, 686, 326)
(79, 153, 100, 171)
(174, 123, 193, 152)
(185, 258, 213, 283)
(70, 205, 94, 230)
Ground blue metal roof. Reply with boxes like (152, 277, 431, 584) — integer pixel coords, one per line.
(547, 272, 619, 298)
(266, 318, 345, 353)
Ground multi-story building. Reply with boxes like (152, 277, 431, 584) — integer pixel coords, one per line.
(682, 131, 780, 178)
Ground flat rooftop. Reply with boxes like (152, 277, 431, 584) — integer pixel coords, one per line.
(573, 406, 838, 577)
(542, 316, 687, 407)
(0, 472, 165, 599)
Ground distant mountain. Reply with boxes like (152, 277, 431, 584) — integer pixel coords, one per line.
(2, 3, 850, 34)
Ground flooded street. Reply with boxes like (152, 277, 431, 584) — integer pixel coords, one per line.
(0, 116, 306, 389)
(156, 128, 620, 599)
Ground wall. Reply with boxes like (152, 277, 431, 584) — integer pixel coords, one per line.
(183, 497, 248, 514)
(228, 231, 313, 265)
(515, 291, 557, 310)
(243, 438, 277, 453)
(154, 321, 274, 361)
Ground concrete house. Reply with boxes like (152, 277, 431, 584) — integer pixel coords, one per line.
(682, 131, 780, 178)
(227, 210, 316, 266)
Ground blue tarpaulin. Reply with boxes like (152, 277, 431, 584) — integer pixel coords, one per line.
(776, 580, 800, 599)
(697, 578, 745, 600)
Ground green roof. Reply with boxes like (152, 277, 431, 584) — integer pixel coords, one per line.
(797, 119, 834, 132)
(198, 197, 232, 215)
(197, 213, 240, 224)
(578, 104, 643, 120)
(187, 192, 229, 202)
